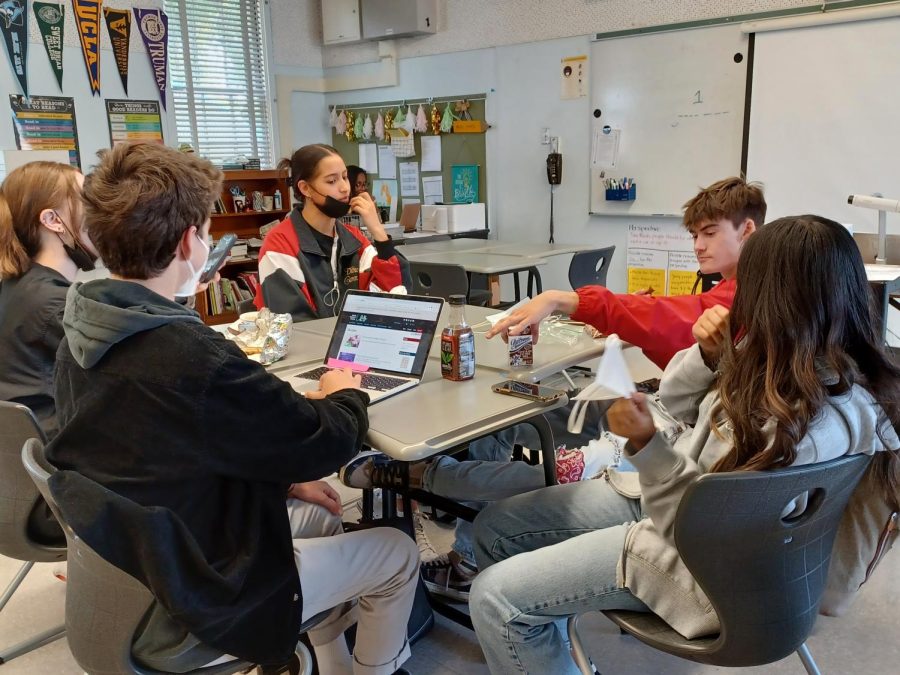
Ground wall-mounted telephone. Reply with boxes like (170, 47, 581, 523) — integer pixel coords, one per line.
(546, 152, 562, 185)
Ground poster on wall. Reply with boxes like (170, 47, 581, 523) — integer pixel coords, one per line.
(0, 0, 28, 95)
(10, 94, 81, 168)
(451, 165, 479, 203)
(625, 222, 696, 295)
(72, 0, 102, 96)
(104, 7, 131, 94)
(34, 2, 65, 90)
(134, 7, 168, 109)
(560, 55, 588, 100)
(106, 99, 163, 147)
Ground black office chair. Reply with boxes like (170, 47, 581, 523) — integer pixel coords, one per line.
(568, 453, 872, 675)
(21, 439, 324, 675)
(568, 246, 616, 290)
(409, 260, 491, 306)
(0, 402, 66, 665)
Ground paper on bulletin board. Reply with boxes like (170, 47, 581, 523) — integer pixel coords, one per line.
(358, 143, 378, 174)
(399, 161, 420, 197)
(591, 127, 620, 168)
(420, 136, 442, 171)
(372, 179, 398, 222)
(667, 251, 699, 296)
(561, 55, 588, 100)
(376, 144, 396, 179)
(422, 175, 444, 205)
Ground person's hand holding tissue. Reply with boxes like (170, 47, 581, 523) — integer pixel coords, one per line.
(692, 305, 730, 368)
(485, 290, 579, 343)
(607, 393, 656, 451)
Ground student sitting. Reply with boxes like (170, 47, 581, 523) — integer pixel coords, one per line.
(341, 176, 766, 601)
(0, 161, 98, 439)
(46, 142, 417, 675)
(255, 144, 411, 321)
(467, 215, 899, 674)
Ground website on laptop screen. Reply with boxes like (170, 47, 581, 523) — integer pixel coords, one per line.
(327, 293, 442, 376)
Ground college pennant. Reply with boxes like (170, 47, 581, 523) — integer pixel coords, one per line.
(134, 7, 168, 110)
(0, 0, 28, 95)
(72, 0, 101, 95)
(103, 7, 130, 94)
(34, 2, 65, 90)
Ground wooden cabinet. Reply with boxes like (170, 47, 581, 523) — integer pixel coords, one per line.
(195, 169, 289, 325)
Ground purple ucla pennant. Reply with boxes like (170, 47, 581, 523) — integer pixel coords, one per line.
(134, 7, 168, 110)
(72, 0, 101, 95)
(0, 0, 28, 95)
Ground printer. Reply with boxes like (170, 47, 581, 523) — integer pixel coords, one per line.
(422, 203, 485, 234)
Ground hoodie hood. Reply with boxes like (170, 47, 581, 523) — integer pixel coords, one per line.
(64, 280, 202, 368)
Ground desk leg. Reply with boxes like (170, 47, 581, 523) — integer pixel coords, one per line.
(513, 272, 521, 302)
(488, 274, 501, 306)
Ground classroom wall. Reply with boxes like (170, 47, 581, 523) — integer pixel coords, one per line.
(272, 0, 821, 294)
(0, 0, 173, 173)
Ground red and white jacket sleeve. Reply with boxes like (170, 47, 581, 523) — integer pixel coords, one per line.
(570, 279, 737, 370)
(351, 231, 411, 294)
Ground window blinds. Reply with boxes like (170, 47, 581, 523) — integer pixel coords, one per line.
(166, 0, 274, 167)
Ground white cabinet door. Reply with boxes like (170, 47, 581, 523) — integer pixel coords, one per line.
(322, 0, 361, 44)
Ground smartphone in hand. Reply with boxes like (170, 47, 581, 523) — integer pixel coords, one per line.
(200, 233, 237, 284)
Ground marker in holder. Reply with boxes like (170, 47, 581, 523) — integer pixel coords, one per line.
(605, 185, 636, 201)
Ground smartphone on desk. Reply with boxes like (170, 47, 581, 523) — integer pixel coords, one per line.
(492, 380, 566, 404)
(199, 233, 237, 284)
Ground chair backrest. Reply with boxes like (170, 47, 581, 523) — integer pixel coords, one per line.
(409, 261, 470, 300)
(568, 246, 616, 290)
(674, 453, 871, 667)
(22, 439, 248, 675)
(0, 401, 64, 562)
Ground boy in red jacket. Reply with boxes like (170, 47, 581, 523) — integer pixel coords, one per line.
(342, 176, 766, 601)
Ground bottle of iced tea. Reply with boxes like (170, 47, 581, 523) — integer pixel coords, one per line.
(440, 294, 475, 381)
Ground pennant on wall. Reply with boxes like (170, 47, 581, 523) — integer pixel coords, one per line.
(0, 0, 28, 95)
(104, 7, 130, 94)
(72, 0, 101, 96)
(134, 8, 168, 110)
(34, 2, 64, 90)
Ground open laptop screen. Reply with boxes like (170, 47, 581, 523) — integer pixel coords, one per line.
(325, 291, 443, 377)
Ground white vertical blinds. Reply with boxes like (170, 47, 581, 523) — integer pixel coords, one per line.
(166, 0, 274, 167)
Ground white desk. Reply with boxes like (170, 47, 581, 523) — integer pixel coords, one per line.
(478, 242, 597, 259)
(865, 264, 900, 343)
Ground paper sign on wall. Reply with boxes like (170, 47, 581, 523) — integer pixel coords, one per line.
(399, 161, 420, 197)
(626, 223, 696, 295)
(561, 54, 588, 100)
(377, 144, 396, 179)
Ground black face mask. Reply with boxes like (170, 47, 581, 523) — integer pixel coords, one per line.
(310, 188, 351, 219)
(54, 213, 98, 272)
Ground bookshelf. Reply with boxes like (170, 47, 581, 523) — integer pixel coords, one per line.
(195, 168, 289, 325)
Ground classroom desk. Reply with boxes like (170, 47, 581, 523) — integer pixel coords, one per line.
(478, 242, 597, 259)
(290, 304, 607, 383)
(865, 264, 900, 343)
(401, 250, 547, 304)
(400, 238, 492, 253)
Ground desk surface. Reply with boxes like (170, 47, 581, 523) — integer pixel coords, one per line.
(865, 264, 900, 283)
(479, 242, 597, 259)
(401, 250, 548, 274)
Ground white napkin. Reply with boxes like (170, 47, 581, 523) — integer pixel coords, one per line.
(568, 334, 636, 433)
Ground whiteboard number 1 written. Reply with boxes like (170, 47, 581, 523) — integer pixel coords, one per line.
(693, 90, 703, 105)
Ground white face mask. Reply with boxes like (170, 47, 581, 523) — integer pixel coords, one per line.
(175, 233, 210, 298)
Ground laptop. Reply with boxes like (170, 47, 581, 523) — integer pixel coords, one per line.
(399, 202, 422, 232)
(290, 290, 444, 403)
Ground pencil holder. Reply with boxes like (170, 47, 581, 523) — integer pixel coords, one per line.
(605, 186, 636, 201)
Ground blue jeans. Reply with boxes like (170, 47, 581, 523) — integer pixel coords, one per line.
(423, 426, 537, 564)
(470, 480, 648, 674)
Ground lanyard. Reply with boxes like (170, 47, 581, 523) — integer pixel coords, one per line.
(323, 234, 340, 310)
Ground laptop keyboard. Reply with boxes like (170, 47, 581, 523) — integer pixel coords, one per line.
(296, 367, 410, 392)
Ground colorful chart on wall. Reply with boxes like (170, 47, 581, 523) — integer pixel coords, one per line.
(106, 99, 163, 146)
(626, 222, 696, 295)
(9, 95, 80, 168)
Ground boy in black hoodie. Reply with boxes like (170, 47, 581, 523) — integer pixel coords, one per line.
(46, 142, 417, 674)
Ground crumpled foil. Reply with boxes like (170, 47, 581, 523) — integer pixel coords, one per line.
(227, 308, 292, 365)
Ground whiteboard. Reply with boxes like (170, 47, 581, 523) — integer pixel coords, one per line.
(746, 17, 900, 232)
(589, 25, 748, 216)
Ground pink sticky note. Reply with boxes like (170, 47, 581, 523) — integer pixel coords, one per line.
(327, 358, 370, 373)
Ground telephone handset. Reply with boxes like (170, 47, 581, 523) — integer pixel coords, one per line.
(546, 152, 562, 185)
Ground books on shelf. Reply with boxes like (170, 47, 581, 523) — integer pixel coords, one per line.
(203, 272, 260, 317)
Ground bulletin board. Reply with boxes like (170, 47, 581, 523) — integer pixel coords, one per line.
(588, 24, 748, 217)
(330, 95, 488, 223)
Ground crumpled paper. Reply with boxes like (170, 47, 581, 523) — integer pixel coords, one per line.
(227, 308, 292, 365)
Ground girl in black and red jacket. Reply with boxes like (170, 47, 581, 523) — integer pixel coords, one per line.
(255, 144, 411, 321)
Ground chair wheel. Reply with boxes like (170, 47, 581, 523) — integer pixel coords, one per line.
(295, 633, 317, 675)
